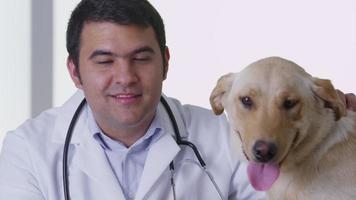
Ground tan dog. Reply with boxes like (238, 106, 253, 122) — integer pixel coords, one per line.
(210, 57, 356, 200)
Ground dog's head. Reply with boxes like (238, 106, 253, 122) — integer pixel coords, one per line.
(210, 57, 346, 191)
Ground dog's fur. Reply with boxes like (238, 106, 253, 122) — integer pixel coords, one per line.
(210, 57, 356, 199)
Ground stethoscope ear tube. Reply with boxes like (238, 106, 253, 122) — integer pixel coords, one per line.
(63, 98, 86, 200)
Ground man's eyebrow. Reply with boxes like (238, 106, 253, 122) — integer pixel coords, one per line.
(88, 46, 155, 60)
(130, 46, 155, 55)
(89, 50, 115, 59)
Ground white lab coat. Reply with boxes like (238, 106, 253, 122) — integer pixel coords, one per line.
(0, 91, 265, 200)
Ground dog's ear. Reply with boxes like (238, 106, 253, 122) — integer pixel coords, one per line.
(210, 73, 235, 115)
(312, 77, 346, 121)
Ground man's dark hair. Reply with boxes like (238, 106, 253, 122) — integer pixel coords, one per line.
(66, 0, 166, 68)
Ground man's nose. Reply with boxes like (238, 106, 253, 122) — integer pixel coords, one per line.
(113, 60, 138, 85)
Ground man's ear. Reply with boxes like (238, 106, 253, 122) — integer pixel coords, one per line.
(312, 77, 346, 121)
(163, 47, 170, 80)
(67, 57, 83, 89)
(210, 73, 235, 115)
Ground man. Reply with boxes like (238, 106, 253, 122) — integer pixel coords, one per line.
(0, 0, 355, 199)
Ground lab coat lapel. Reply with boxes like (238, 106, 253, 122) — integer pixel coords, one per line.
(71, 115, 126, 199)
(135, 133, 180, 200)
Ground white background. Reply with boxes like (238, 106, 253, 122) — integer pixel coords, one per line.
(1, 0, 356, 148)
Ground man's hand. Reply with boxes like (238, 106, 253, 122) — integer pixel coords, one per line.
(337, 90, 356, 112)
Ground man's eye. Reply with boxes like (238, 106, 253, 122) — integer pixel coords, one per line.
(133, 56, 151, 61)
(96, 60, 113, 64)
(132, 53, 152, 61)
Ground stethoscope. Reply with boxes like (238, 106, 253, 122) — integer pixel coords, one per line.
(63, 96, 224, 200)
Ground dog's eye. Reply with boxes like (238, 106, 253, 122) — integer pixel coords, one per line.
(240, 96, 253, 108)
(283, 99, 298, 110)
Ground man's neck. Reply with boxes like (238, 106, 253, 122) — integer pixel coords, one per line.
(99, 115, 156, 148)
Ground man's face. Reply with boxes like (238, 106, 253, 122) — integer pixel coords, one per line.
(68, 22, 169, 138)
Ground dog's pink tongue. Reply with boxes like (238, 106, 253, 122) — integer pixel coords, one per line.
(247, 162, 280, 191)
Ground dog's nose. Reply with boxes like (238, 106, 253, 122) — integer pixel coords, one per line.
(253, 140, 277, 162)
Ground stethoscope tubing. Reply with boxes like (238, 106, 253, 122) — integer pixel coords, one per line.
(159, 96, 206, 167)
(63, 98, 86, 200)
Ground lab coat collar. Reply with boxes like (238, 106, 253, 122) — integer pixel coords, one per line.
(134, 95, 185, 199)
(50, 91, 125, 198)
(72, 122, 126, 199)
(69, 97, 182, 200)
(71, 121, 180, 200)
(135, 131, 180, 200)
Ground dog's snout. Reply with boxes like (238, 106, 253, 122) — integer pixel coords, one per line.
(253, 140, 277, 162)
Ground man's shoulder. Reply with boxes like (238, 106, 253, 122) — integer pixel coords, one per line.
(181, 103, 228, 127)
(10, 107, 59, 140)
(166, 96, 218, 117)
(165, 96, 230, 134)
(6, 91, 84, 144)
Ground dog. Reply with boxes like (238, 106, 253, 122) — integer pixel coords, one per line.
(210, 57, 356, 199)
